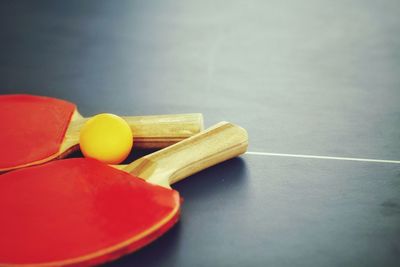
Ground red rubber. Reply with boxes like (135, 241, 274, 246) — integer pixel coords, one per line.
(0, 94, 76, 170)
(0, 158, 180, 266)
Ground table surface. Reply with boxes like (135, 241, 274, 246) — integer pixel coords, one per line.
(1, 1, 399, 266)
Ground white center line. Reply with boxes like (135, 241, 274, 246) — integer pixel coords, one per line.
(245, 151, 400, 164)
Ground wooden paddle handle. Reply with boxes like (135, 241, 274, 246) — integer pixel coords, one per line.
(121, 113, 204, 148)
(126, 122, 248, 187)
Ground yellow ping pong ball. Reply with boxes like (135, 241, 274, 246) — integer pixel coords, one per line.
(79, 113, 133, 164)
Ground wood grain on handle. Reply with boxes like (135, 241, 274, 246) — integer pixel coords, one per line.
(64, 113, 204, 151)
(122, 113, 204, 148)
(124, 122, 248, 188)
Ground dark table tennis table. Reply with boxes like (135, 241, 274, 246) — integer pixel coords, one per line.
(0, 1, 399, 266)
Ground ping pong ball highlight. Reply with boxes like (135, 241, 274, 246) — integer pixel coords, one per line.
(79, 113, 133, 164)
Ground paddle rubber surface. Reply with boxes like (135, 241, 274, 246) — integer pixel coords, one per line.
(0, 158, 180, 266)
(0, 94, 76, 170)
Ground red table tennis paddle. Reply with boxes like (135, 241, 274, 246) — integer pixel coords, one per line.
(0, 121, 248, 266)
(0, 94, 203, 172)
